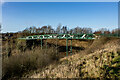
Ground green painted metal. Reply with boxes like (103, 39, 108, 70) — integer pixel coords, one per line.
(18, 33, 119, 56)
(70, 39, 72, 55)
(66, 38, 68, 56)
(18, 33, 119, 40)
(46, 40, 47, 50)
(18, 34, 95, 40)
(41, 39, 42, 49)
(56, 38, 58, 54)
(18, 34, 95, 56)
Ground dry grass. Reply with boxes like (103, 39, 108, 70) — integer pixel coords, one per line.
(28, 38, 120, 78)
(84, 37, 118, 54)
(2, 47, 59, 79)
(2, 34, 120, 79)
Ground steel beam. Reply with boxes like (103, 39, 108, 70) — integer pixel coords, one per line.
(66, 34, 68, 56)
(46, 40, 47, 50)
(41, 39, 42, 49)
(66, 38, 68, 56)
(70, 39, 72, 55)
(18, 34, 96, 40)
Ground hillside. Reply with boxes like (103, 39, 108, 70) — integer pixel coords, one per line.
(26, 37, 120, 78)
(2, 36, 120, 79)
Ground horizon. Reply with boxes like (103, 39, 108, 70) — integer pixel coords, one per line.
(2, 2, 118, 33)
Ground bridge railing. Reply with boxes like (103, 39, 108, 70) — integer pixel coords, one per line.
(18, 34, 95, 40)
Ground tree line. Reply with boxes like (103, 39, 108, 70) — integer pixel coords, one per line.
(21, 24, 120, 35)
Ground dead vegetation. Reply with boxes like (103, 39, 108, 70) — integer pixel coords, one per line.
(2, 47, 59, 80)
(84, 37, 120, 54)
(2, 35, 120, 79)
(28, 37, 120, 79)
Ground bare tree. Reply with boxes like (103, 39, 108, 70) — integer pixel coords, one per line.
(61, 26, 67, 34)
(48, 25, 52, 33)
(72, 27, 92, 34)
(56, 23, 61, 34)
(32, 26, 36, 33)
(36, 27, 41, 33)
(41, 26, 47, 34)
(112, 28, 120, 35)
(98, 28, 108, 34)
(23, 28, 30, 33)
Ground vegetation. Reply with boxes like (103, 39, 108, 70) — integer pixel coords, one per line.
(25, 37, 120, 79)
(2, 34, 120, 79)
(2, 47, 59, 79)
(1, 24, 120, 79)
(84, 37, 119, 54)
(21, 25, 120, 35)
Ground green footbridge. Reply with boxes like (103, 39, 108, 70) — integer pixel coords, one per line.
(19, 34, 95, 40)
(18, 33, 119, 56)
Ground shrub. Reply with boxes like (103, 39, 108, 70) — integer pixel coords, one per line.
(2, 47, 59, 79)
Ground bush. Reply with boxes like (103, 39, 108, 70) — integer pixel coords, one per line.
(2, 47, 59, 79)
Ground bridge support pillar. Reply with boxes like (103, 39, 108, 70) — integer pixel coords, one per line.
(70, 39, 72, 55)
(66, 38, 68, 56)
(46, 40, 47, 50)
(56, 38, 58, 54)
(41, 39, 42, 49)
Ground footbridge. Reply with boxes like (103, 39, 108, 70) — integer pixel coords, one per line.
(19, 34, 95, 40)
(19, 34, 96, 56)
(19, 33, 119, 56)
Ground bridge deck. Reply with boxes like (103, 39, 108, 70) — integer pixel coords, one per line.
(18, 33, 119, 56)
(18, 34, 95, 40)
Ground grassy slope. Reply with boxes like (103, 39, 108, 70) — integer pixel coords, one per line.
(28, 37, 120, 78)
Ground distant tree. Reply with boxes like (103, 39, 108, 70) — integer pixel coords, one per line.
(61, 26, 67, 34)
(48, 25, 52, 33)
(94, 31, 102, 34)
(94, 28, 111, 34)
(104, 30, 110, 34)
(112, 28, 120, 34)
(36, 27, 41, 33)
(51, 29, 55, 33)
(32, 26, 37, 33)
(98, 28, 108, 34)
(69, 29, 74, 34)
(41, 26, 47, 34)
(72, 27, 92, 34)
(73, 27, 79, 34)
(56, 23, 61, 34)
(23, 28, 30, 33)
(86, 28, 92, 34)
(29, 27, 32, 33)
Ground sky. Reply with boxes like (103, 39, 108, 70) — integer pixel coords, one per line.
(2, 2, 118, 33)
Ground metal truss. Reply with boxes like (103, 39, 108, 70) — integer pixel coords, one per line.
(19, 34, 96, 40)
